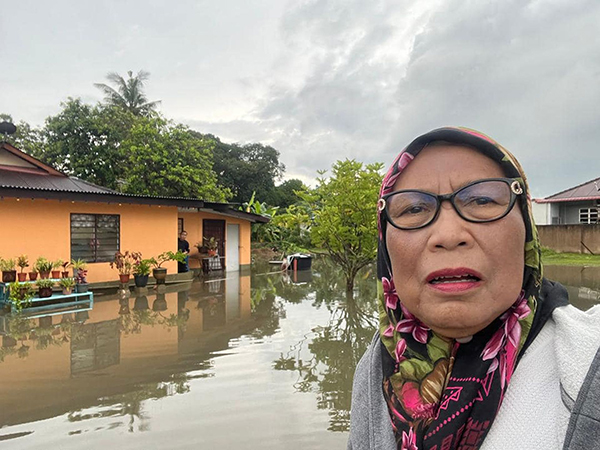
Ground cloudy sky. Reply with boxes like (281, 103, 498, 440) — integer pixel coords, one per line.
(1, 0, 599, 197)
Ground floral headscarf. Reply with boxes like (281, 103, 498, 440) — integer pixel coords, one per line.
(377, 127, 549, 449)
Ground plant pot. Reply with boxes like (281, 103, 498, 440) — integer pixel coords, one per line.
(62, 271, 70, 278)
(134, 274, 149, 288)
(17, 272, 27, 282)
(51, 270, 61, 279)
(119, 274, 131, 284)
(62, 288, 73, 295)
(2, 270, 17, 283)
(208, 250, 217, 257)
(39, 271, 51, 279)
(133, 295, 149, 311)
(28, 272, 38, 281)
(38, 287, 53, 298)
(76, 283, 89, 293)
(152, 268, 167, 285)
(152, 296, 168, 311)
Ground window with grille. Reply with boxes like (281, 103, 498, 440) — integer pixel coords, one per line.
(579, 208, 599, 224)
(71, 214, 120, 262)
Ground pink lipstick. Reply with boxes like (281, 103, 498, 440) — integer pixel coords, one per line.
(426, 268, 483, 293)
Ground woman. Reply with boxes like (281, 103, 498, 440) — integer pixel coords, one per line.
(348, 127, 600, 450)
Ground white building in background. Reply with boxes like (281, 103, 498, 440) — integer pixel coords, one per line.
(533, 176, 600, 225)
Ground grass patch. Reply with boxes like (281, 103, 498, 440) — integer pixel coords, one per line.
(541, 246, 600, 266)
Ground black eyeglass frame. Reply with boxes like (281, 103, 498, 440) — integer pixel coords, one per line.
(378, 177, 524, 230)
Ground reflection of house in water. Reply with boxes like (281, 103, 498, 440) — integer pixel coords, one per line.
(0, 274, 253, 427)
(71, 320, 120, 375)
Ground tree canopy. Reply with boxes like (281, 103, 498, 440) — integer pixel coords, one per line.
(202, 133, 285, 204)
(300, 159, 383, 292)
(2, 70, 289, 208)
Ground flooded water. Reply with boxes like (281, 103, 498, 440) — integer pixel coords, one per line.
(0, 260, 597, 449)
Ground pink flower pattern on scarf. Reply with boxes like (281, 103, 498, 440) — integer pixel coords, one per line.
(396, 304, 430, 344)
(481, 291, 531, 389)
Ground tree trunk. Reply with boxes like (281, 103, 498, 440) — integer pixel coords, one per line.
(345, 272, 356, 295)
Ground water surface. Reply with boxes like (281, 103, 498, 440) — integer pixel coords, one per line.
(0, 261, 596, 449)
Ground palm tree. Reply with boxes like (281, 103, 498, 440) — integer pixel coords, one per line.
(94, 70, 161, 115)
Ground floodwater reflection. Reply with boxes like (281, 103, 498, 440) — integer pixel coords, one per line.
(0, 259, 377, 449)
(0, 260, 597, 449)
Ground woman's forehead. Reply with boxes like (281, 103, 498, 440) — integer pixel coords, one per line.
(392, 144, 506, 192)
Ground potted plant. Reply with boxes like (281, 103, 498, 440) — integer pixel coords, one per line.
(16, 255, 29, 282)
(8, 281, 34, 312)
(35, 257, 53, 279)
(36, 278, 55, 298)
(110, 251, 140, 284)
(51, 260, 62, 279)
(0, 258, 17, 283)
(203, 237, 219, 257)
(60, 260, 71, 278)
(149, 251, 186, 285)
(71, 259, 87, 277)
(58, 277, 75, 295)
(133, 258, 152, 288)
(28, 267, 38, 281)
(74, 268, 89, 293)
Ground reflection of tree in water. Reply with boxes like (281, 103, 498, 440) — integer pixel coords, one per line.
(273, 257, 378, 431)
(249, 272, 285, 339)
(0, 314, 82, 362)
(66, 372, 193, 433)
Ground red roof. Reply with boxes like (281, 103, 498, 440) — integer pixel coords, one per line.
(535, 176, 600, 203)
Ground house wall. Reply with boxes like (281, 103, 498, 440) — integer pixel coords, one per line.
(178, 211, 252, 270)
(0, 198, 178, 283)
(566, 201, 598, 224)
(537, 224, 600, 253)
(532, 202, 550, 225)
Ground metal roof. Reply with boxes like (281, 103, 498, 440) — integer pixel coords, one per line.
(535, 176, 600, 203)
(0, 170, 114, 193)
(0, 143, 269, 223)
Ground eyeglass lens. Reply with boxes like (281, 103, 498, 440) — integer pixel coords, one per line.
(385, 180, 513, 229)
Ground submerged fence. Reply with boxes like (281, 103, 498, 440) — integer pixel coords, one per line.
(537, 225, 600, 254)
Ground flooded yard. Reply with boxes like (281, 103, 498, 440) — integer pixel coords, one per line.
(0, 259, 597, 449)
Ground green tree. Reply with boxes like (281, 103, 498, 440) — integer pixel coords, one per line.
(301, 159, 383, 293)
(201, 133, 285, 204)
(121, 117, 230, 201)
(39, 98, 132, 189)
(0, 114, 44, 155)
(94, 70, 161, 116)
(270, 179, 306, 210)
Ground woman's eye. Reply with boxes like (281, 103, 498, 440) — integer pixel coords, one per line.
(466, 196, 496, 206)
(399, 204, 429, 216)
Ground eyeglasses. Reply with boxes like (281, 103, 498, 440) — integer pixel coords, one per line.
(378, 178, 523, 230)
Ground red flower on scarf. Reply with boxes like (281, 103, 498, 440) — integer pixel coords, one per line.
(397, 304, 430, 344)
(401, 428, 418, 450)
(383, 323, 395, 338)
(400, 382, 436, 421)
(481, 292, 531, 389)
(383, 152, 414, 193)
(383, 277, 398, 310)
(395, 338, 407, 363)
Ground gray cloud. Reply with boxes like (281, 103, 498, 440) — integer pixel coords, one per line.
(1, 0, 598, 196)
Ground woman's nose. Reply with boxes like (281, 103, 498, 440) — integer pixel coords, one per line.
(427, 202, 473, 250)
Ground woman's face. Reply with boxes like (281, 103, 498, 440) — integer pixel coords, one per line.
(386, 144, 525, 339)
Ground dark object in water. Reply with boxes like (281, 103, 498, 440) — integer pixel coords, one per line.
(285, 254, 312, 271)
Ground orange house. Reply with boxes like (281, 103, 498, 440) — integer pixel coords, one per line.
(0, 142, 268, 284)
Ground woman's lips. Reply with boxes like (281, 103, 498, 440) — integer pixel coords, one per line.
(426, 268, 483, 293)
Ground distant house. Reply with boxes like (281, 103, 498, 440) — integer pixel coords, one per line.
(0, 142, 268, 284)
(533, 176, 600, 225)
